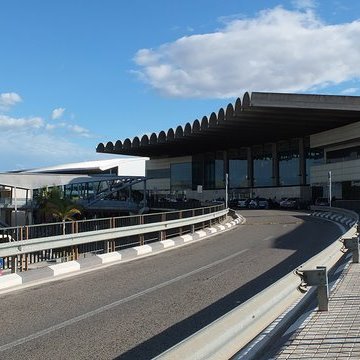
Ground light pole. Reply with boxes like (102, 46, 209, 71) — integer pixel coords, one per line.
(225, 173, 229, 208)
(328, 171, 332, 207)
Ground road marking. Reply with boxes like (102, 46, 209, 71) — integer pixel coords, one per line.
(0, 248, 249, 352)
(263, 235, 275, 241)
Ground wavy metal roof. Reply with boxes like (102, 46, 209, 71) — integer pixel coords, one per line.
(97, 92, 360, 157)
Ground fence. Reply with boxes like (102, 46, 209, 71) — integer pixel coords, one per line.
(0, 204, 226, 272)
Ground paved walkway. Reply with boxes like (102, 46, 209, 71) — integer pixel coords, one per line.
(268, 260, 360, 359)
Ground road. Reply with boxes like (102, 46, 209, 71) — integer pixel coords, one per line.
(0, 210, 343, 360)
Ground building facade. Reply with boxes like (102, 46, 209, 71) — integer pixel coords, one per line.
(97, 92, 360, 204)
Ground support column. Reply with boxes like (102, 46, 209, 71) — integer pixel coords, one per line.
(299, 138, 306, 185)
(143, 180, 147, 208)
(247, 147, 253, 187)
(272, 143, 279, 186)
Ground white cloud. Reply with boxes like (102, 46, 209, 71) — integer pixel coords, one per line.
(67, 124, 92, 137)
(0, 92, 22, 110)
(341, 87, 359, 95)
(0, 94, 97, 171)
(133, 6, 360, 98)
(0, 115, 44, 130)
(291, 0, 317, 10)
(0, 130, 98, 171)
(51, 107, 66, 120)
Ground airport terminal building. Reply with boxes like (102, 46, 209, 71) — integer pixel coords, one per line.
(97, 92, 360, 205)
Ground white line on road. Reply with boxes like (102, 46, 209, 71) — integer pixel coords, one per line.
(0, 248, 249, 353)
(262, 235, 275, 241)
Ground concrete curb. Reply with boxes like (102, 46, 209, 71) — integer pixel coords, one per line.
(311, 211, 356, 229)
(0, 214, 245, 292)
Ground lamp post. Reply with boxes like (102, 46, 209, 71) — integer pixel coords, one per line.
(225, 173, 229, 208)
(328, 171, 332, 207)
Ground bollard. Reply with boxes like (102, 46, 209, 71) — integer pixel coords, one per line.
(343, 236, 359, 263)
(296, 266, 329, 311)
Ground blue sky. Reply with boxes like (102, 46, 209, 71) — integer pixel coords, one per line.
(1, 0, 360, 171)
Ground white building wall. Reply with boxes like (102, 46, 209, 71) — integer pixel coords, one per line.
(311, 159, 360, 184)
(310, 121, 360, 148)
(310, 121, 360, 187)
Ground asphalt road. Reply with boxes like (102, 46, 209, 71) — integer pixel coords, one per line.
(0, 210, 343, 360)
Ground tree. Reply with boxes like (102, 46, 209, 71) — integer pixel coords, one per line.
(35, 186, 81, 233)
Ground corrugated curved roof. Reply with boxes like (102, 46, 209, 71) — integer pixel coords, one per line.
(97, 91, 360, 157)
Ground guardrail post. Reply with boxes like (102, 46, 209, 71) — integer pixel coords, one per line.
(104, 240, 110, 253)
(11, 256, 18, 273)
(71, 246, 79, 261)
(179, 211, 183, 235)
(139, 216, 144, 245)
(343, 236, 359, 263)
(296, 266, 329, 311)
(158, 231, 165, 241)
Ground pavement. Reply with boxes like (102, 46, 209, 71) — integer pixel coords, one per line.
(232, 209, 359, 360)
(265, 256, 360, 359)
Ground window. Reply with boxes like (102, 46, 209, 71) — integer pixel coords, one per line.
(170, 163, 192, 191)
(326, 146, 360, 164)
(278, 140, 300, 185)
(228, 148, 248, 188)
(146, 168, 170, 179)
(306, 148, 324, 184)
(253, 145, 273, 187)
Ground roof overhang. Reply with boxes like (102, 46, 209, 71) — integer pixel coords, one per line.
(96, 92, 360, 157)
(0, 173, 144, 190)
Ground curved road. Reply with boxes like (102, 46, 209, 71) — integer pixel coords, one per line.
(0, 210, 343, 360)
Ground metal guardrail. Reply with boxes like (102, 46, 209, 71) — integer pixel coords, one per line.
(0, 204, 227, 270)
(155, 208, 359, 360)
(0, 204, 225, 242)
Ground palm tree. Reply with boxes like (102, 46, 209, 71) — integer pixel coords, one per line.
(49, 200, 81, 235)
(36, 187, 82, 233)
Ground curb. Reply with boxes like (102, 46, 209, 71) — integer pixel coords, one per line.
(0, 214, 245, 292)
(311, 211, 357, 229)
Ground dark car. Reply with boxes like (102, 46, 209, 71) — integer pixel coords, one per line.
(248, 198, 269, 209)
(315, 197, 330, 206)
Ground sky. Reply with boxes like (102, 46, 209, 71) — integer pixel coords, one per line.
(1, 0, 360, 171)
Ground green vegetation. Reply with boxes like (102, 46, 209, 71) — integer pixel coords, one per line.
(35, 187, 82, 228)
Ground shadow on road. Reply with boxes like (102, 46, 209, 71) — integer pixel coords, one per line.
(116, 214, 343, 360)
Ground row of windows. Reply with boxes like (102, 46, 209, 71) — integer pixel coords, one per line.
(326, 145, 360, 164)
(149, 144, 324, 191)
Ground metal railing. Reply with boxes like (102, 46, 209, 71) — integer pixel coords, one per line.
(0, 204, 226, 272)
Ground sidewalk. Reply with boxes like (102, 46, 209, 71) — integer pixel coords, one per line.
(268, 259, 360, 359)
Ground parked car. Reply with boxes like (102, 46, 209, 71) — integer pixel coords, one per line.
(315, 197, 330, 206)
(228, 199, 238, 208)
(256, 197, 269, 209)
(237, 198, 250, 208)
(280, 197, 310, 209)
(248, 197, 269, 209)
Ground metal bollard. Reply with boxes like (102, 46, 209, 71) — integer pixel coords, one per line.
(296, 266, 329, 311)
(343, 236, 359, 263)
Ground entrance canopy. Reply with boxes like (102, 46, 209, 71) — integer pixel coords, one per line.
(97, 92, 360, 157)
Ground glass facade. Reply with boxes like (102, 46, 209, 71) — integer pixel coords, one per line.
(228, 149, 248, 188)
(253, 145, 273, 187)
(278, 140, 300, 185)
(166, 137, 316, 192)
(192, 152, 224, 190)
(306, 147, 324, 184)
(170, 162, 192, 191)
